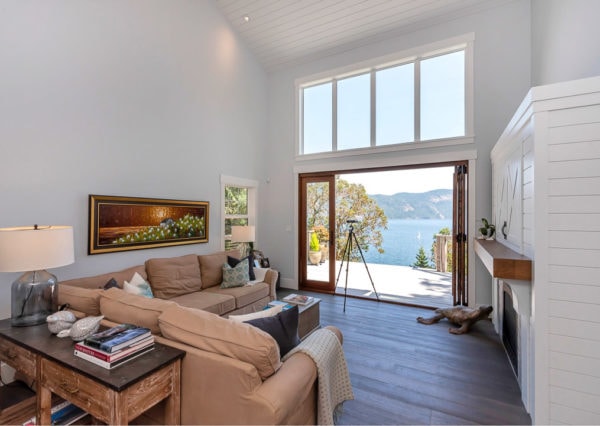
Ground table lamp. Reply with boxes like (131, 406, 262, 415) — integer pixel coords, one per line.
(231, 225, 255, 258)
(0, 225, 74, 326)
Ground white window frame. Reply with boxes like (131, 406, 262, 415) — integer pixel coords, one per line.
(295, 33, 474, 160)
(221, 175, 259, 251)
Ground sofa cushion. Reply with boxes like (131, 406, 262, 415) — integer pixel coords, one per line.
(221, 258, 249, 289)
(246, 305, 300, 357)
(60, 265, 147, 290)
(99, 287, 176, 335)
(57, 285, 102, 315)
(168, 291, 235, 316)
(145, 254, 202, 299)
(158, 305, 281, 380)
(197, 249, 240, 289)
(204, 282, 270, 309)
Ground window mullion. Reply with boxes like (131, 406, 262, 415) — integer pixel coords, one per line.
(370, 71, 376, 147)
(414, 59, 421, 142)
(299, 88, 305, 154)
(332, 79, 338, 152)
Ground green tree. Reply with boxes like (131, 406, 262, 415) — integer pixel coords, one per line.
(225, 186, 248, 215)
(412, 246, 432, 268)
(306, 178, 388, 262)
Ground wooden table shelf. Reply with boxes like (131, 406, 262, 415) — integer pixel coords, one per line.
(474, 239, 532, 281)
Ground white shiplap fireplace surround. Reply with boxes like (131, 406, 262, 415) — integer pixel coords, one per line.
(489, 76, 600, 425)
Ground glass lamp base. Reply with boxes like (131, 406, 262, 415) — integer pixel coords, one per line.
(238, 242, 252, 258)
(11, 270, 57, 327)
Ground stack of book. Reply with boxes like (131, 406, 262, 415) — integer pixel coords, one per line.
(282, 293, 313, 305)
(23, 400, 86, 425)
(74, 324, 154, 369)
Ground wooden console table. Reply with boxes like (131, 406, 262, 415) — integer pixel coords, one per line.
(0, 319, 184, 425)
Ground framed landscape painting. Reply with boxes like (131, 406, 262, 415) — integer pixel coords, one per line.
(89, 195, 209, 254)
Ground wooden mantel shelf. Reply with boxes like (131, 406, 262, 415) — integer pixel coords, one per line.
(474, 239, 532, 281)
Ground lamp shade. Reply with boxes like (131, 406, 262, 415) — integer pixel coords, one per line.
(231, 225, 255, 243)
(0, 225, 74, 272)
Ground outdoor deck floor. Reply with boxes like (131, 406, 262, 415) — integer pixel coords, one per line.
(308, 260, 453, 308)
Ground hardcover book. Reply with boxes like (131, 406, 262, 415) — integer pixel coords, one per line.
(74, 337, 154, 362)
(267, 300, 294, 310)
(84, 326, 151, 353)
(282, 294, 313, 305)
(74, 345, 154, 370)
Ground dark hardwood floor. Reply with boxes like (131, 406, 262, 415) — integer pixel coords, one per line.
(284, 290, 531, 425)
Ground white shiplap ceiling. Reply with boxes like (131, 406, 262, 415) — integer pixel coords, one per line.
(215, 0, 500, 71)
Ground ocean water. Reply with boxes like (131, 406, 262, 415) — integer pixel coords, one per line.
(360, 218, 452, 266)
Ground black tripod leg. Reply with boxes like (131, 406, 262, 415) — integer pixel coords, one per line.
(352, 232, 380, 301)
(335, 235, 350, 285)
(343, 235, 352, 312)
(335, 232, 353, 313)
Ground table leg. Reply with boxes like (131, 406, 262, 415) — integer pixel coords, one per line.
(38, 385, 52, 425)
(111, 390, 128, 425)
(163, 359, 181, 425)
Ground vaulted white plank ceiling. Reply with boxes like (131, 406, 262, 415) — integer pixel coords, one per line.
(214, 0, 503, 71)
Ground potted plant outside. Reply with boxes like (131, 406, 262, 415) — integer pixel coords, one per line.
(308, 231, 322, 265)
(313, 226, 329, 263)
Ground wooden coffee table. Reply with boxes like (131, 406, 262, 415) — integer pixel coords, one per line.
(297, 298, 321, 339)
(0, 319, 184, 425)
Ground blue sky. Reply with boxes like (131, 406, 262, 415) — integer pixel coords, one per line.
(342, 166, 454, 195)
(303, 50, 464, 154)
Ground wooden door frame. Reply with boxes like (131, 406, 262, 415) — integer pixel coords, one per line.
(299, 173, 336, 292)
(298, 160, 472, 307)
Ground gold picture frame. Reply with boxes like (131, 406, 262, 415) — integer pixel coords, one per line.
(89, 195, 209, 255)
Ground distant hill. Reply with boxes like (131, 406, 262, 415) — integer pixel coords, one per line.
(370, 189, 452, 219)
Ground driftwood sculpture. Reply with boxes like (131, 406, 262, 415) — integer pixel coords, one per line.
(416, 305, 493, 335)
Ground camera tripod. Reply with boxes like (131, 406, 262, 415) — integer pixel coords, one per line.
(336, 221, 379, 312)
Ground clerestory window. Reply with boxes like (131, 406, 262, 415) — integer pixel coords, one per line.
(298, 35, 473, 156)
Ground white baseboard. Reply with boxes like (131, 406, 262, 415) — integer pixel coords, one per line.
(280, 277, 297, 290)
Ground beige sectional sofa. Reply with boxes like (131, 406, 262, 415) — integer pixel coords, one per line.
(57, 249, 342, 424)
(60, 249, 277, 318)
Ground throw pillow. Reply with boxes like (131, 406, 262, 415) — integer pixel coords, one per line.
(102, 278, 119, 290)
(227, 254, 256, 281)
(228, 304, 284, 323)
(123, 272, 154, 298)
(246, 305, 300, 357)
(221, 258, 249, 288)
(252, 267, 268, 283)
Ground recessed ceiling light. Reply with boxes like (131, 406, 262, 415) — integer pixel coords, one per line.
(243, 15, 250, 23)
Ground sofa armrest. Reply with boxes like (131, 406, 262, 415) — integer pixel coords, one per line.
(264, 269, 278, 300)
(252, 352, 317, 424)
(152, 335, 317, 425)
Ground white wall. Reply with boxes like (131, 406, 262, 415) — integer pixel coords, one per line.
(0, 0, 268, 318)
(532, 0, 600, 86)
(263, 0, 531, 305)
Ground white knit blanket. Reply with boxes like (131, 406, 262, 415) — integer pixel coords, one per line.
(283, 328, 354, 425)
